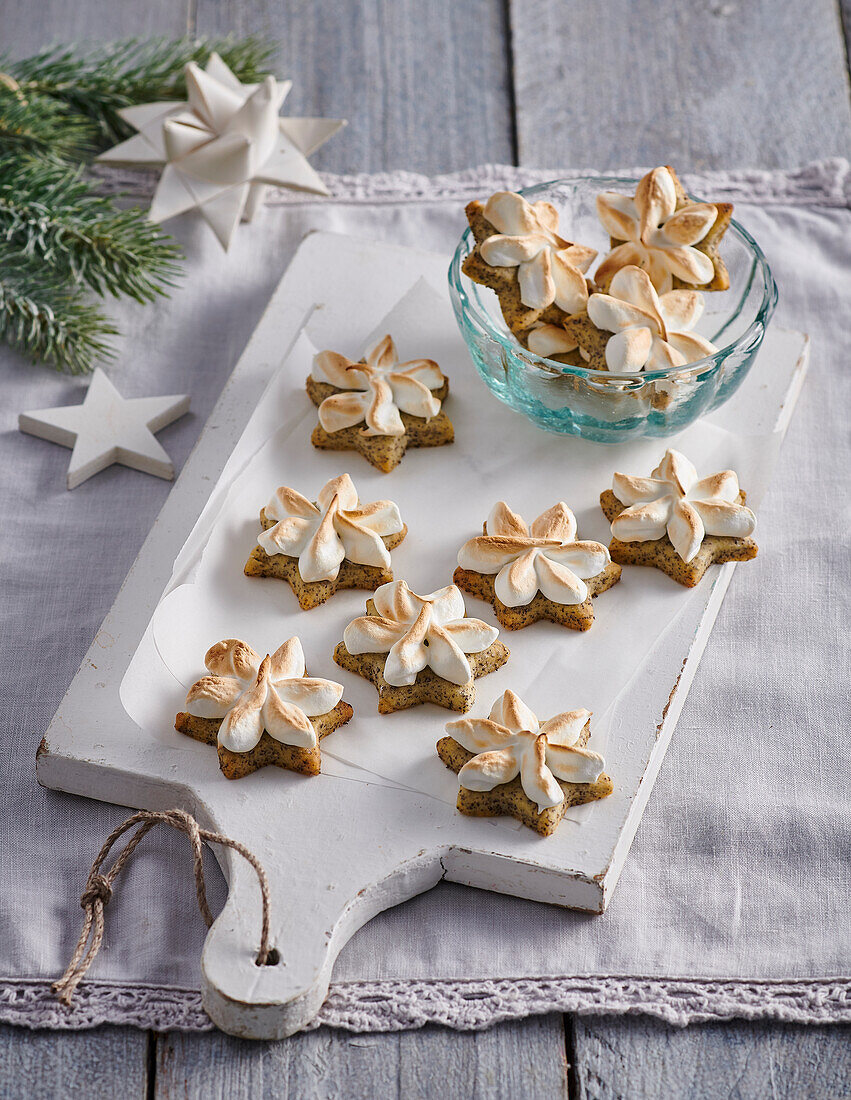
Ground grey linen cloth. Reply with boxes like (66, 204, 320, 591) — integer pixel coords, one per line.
(1, 161, 849, 1031)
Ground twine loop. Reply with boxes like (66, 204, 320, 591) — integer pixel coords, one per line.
(53, 808, 272, 1007)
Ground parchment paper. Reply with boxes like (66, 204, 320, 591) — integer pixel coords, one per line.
(124, 278, 779, 823)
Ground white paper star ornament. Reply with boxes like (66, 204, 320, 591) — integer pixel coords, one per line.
(19, 369, 190, 490)
(97, 53, 346, 249)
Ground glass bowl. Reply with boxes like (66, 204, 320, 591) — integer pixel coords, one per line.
(448, 176, 778, 443)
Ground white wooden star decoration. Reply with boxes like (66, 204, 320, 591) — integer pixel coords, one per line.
(19, 369, 190, 490)
(96, 52, 346, 249)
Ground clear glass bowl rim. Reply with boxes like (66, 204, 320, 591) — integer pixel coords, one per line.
(448, 174, 779, 385)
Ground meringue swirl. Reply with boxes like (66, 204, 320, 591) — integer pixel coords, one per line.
(586, 266, 717, 373)
(186, 637, 344, 753)
(342, 580, 499, 687)
(457, 501, 610, 607)
(446, 689, 605, 813)
(610, 449, 756, 563)
(596, 166, 719, 293)
(478, 191, 596, 314)
(311, 334, 445, 437)
(257, 473, 404, 582)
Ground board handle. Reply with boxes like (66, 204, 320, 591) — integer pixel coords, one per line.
(199, 784, 448, 1039)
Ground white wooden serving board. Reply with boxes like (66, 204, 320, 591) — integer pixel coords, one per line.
(37, 232, 808, 1039)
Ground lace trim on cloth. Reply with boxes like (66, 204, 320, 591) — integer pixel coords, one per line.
(92, 158, 851, 208)
(2, 976, 849, 1032)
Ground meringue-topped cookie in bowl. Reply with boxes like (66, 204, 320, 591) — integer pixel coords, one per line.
(536, 265, 719, 375)
(461, 189, 596, 347)
(534, 265, 722, 412)
(594, 165, 732, 293)
(449, 174, 776, 442)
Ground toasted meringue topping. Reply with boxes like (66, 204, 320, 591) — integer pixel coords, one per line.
(596, 167, 718, 293)
(526, 324, 579, 357)
(478, 191, 596, 314)
(586, 266, 717, 373)
(610, 448, 756, 563)
(446, 689, 604, 813)
(256, 472, 404, 582)
(185, 637, 344, 753)
(342, 580, 499, 687)
(457, 501, 610, 607)
(311, 334, 445, 437)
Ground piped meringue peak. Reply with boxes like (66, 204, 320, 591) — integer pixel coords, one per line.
(177, 637, 352, 778)
(437, 689, 612, 835)
(478, 191, 597, 315)
(454, 501, 619, 631)
(311, 334, 446, 437)
(586, 266, 718, 373)
(601, 449, 759, 588)
(595, 166, 731, 294)
(256, 473, 404, 582)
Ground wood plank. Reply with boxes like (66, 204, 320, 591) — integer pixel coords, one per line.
(841, 1, 851, 69)
(2, 0, 188, 59)
(155, 1015, 567, 1098)
(510, 0, 851, 170)
(194, 0, 515, 173)
(0, 1023, 149, 1100)
(573, 1016, 851, 1100)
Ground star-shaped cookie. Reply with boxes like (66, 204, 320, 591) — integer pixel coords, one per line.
(437, 689, 612, 836)
(595, 165, 732, 293)
(306, 334, 454, 473)
(175, 638, 352, 778)
(243, 474, 407, 609)
(334, 580, 510, 714)
(601, 448, 758, 587)
(462, 191, 596, 346)
(536, 264, 718, 383)
(454, 501, 620, 631)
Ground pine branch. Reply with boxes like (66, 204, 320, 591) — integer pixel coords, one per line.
(0, 83, 94, 160)
(0, 34, 274, 373)
(0, 246, 116, 374)
(0, 157, 182, 302)
(7, 35, 276, 150)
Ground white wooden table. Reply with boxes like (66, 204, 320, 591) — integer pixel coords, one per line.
(5, 2, 851, 1095)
